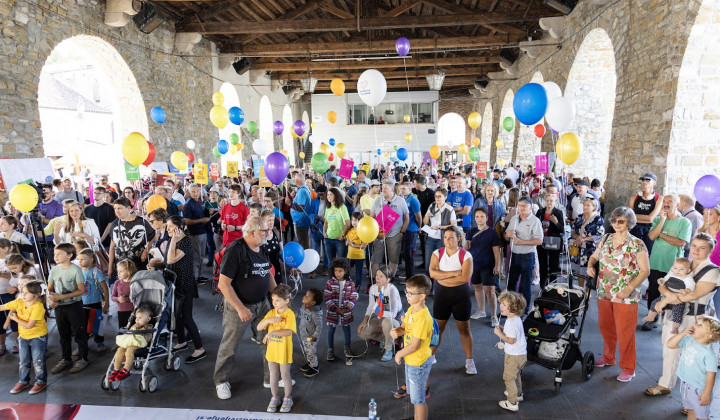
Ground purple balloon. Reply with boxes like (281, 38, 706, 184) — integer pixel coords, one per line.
(293, 120, 306, 137)
(694, 175, 720, 208)
(396, 37, 410, 57)
(273, 120, 284, 136)
(264, 152, 289, 185)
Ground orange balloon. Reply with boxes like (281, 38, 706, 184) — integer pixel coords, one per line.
(472, 137, 480, 147)
(146, 194, 167, 213)
(327, 111, 337, 124)
(429, 145, 440, 160)
(330, 79, 345, 96)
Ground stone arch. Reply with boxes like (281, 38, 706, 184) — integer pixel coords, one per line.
(515, 72, 545, 168)
(438, 112, 465, 148)
(562, 28, 616, 182)
(496, 90, 515, 165)
(667, 0, 720, 193)
(258, 96, 273, 155)
(218, 82, 242, 171)
(282, 105, 295, 166)
(479, 102, 493, 162)
(38, 35, 147, 180)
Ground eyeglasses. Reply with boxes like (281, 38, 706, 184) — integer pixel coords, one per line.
(404, 290, 424, 297)
(640, 178, 652, 182)
(256, 229, 270, 235)
(610, 219, 628, 225)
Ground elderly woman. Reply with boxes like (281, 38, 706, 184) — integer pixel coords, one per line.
(422, 188, 457, 274)
(536, 192, 565, 288)
(570, 196, 605, 278)
(471, 183, 505, 229)
(587, 207, 649, 383)
(644, 232, 720, 396)
(54, 202, 101, 250)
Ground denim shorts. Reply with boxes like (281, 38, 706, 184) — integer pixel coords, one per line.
(405, 357, 433, 405)
(681, 381, 710, 418)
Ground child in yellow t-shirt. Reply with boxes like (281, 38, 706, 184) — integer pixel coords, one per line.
(345, 212, 367, 292)
(258, 284, 297, 414)
(1, 281, 48, 395)
(391, 275, 434, 420)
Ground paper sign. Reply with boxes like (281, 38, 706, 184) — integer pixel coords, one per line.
(259, 167, 272, 187)
(476, 162, 487, 179)
(124, 162, 140, 181)
(375, 204, 400, 235)
(88, 179, 94, 204)
(227, 161, 238, 178)
(252, 157, 264, 178)
(155, 174, 168, 188)
(210, 164, 219, 181)
(338, 158, 354, 179)
(194, 163, 208, 185)
(535, 154, 549, 174)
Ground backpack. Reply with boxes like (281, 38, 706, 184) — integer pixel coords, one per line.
(437, 247, 467, 265)
(430, 318, 440, 348)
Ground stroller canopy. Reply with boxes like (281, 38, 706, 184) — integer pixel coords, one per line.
(130, 270, 168, 318)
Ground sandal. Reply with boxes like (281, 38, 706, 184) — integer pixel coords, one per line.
(644, 385, 671, 396)
(681, 408, 688, 415)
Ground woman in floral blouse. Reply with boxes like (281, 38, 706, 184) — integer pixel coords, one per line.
(570, 196, 605, 277)
(587, 207, 649, 383)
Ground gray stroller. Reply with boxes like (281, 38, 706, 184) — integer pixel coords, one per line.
(100, 269, 181, 393)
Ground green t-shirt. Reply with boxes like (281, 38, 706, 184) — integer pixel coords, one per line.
(649, 216, 692, 273)
(48, 264, 85, 305)
(324, 205, 349, 239)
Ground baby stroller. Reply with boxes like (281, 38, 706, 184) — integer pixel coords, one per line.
(100, 269, 182, 393)
(522, 270, 594, 392)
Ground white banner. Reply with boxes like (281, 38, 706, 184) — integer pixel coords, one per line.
(74, 405, 366, 420)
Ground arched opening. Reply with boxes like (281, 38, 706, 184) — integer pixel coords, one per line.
(38, 35, 147, 181)
(562, 28, 616, 181)
(479, 102, 493, 162)
(258, 96, 273, 156)
(667, 0, 720, 192)
(497, 90, 515, 165)
(282, 105, 295, 166)
(218, 82, 243, 173)
(515, 72, 544, 167)
(438, 112, 465, 148)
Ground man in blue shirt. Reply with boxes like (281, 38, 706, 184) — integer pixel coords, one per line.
(184, 184, 209, 281)
(400, 182, 421, 279)
(446, 177, 474, 235)
(290, 172, 312, 249)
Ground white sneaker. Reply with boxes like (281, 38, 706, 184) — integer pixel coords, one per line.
(504, 390, 524, 402)
(470, 310, 487, 320)
(491, 316, 499, 327)
(499, 400, 519, 411)
(264, 379, 296, 388)
(430, 355, 437, 365)
(216, 382, 231, 400)
(465, 359, 477, 375)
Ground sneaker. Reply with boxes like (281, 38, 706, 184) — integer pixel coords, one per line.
(173, 342, 189, 352)
(381, 349, 393, 362)
(267, 396, 281, 413)
(425, 387, 431, 399)
(504, 390, 524, 402)
(185, 351, 207, 364)
(499, 400, 519, 412)
(280, 397, 293, 413)
(96, 343, 107, 353)
(108, 369, 120, 382)
(470, 310, 487, 319)
(50, 359, 73, 374)
(263, 379, 296, 388)
(28, 383, 47, 395)
(344, 345, 356, 358)
(594, 357, 615, 368)
(11, 345, 18, 354)
(114, 368, 130, 381)
(641, 320, 658, 331)
(465, 359, 477, 375)
(72, 348, 79, 357)
(491, 316, 500, 327)
(216, 382, 231, 400)
(430, 355, 436, 365)
(69, 359, 89, 373)
(616, 372, 635, 382)
(304, 366, 319, 378)
(326, 348, 335, 361)
(393, 385, 408, 399)
(10, 382, 29, 394)
(251, 337, 262, 345)
(299, 363, 310, 372)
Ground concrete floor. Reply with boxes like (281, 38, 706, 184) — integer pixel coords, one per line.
(0, 258, 717, 419)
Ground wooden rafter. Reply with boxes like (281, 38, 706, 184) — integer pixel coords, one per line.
(253, 55, 498, 71)
(277, 66, 494, 80)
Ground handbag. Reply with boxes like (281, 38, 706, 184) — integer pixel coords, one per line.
(95, 247, 110, 276)
(542, 236, 562, 251)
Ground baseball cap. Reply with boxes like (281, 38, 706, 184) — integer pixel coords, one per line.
(639, 173, 657, 181)
(519, 197, 533, 205)
(576, 180, 589, 187)
(369, 179, 381, 186)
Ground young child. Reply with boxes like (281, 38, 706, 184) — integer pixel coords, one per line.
(72, 239, 90, 262)
(77, 248, 110, 353)
(667, 315, 720, 420)
(324, 258, 358, 361)
(2, 281, 48, 394)
(111, 259, 137, 330)
(258, 285, 297, 413)
(359, 265, 402, 361)
(249, 202, 263, 218)
(345, 212, 367, 292)
(390, 275, 434, 420)
(260, 209, 282, 281)
(109, 304, 154, 382)
(47, 243, 89, 374)
(642, 257, 694, 334)
(494, 291, 528, 412)
(0, 239, 20, 355)
(299, 288, 323, 378)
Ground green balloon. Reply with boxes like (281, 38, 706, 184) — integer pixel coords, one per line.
(248, 121, 258, 134)
(212, 146, 221, 158)
(393, 145, 398, 151)
(229, 133, 240, 145)
(468, 146, 480, 162)
(503, 117, 514, 132)
(311, 152, 330, 174)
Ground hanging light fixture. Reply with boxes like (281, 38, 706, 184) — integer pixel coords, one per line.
(299, 76, 318, 93)
(426, 71, 445, 91)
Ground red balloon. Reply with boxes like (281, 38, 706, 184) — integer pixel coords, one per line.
(142, 141, 155, 166)
(328, 152, 334, 161)
(187, 152, 195, 163)
(534, 124, 546, 138)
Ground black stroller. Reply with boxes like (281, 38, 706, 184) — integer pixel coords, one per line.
(522, 271, 594, 391)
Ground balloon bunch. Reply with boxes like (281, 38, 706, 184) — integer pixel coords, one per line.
(122, 132, 155, 167)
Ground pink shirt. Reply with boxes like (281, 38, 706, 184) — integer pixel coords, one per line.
(710, 230, 720, 266)
(111, 280, 134, 312)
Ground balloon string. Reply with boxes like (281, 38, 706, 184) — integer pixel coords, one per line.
(161, 125, 171, 146)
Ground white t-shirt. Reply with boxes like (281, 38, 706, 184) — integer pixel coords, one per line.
(172, 191, 186, 206)
(433, 247, 472, 273)
(504, 167, 519, 186)
(503, 316, 527, 356)
(365, 283, 402, 320)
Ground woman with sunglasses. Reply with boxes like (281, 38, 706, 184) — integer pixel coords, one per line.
(586, 207, 649, 383)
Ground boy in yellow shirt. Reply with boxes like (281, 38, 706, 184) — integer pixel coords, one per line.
(391, 275, 434, 420)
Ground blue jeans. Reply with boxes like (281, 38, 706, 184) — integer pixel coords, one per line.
(312, 236, 328, 269)
(424, 237, 444, 276)
(402, 231, 418, 278)
(324, 238, 347, 268)
(351, 259, 364, 290)
(19, 334, 48, 385)
(327, 324, 351, 349)
(508, 253, 535, 314)
(405, 357, 433, 405)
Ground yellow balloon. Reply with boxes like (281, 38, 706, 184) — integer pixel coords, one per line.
(291, 130, 299, 139)
(336, 143, 347, 159)
(171, 151, 188, 171)
(212, 92, 224, 106)
(459, 144, 468, 155)
(327, 111, 337, 124)
(280, 149, 288, 157)
(238, 143, 245, 151)
(319, 143, 331, 157)
(403, 114, 410, 123)
(496, 139, 504, 149)
(209, 105, 229, 129)
(311, 122, 317, 129)
(429, 145, 440, 160)
(146, 194, 167, 213)
(330, 79, 345, 96)
(404, 133, 412, 143)
(362, 164, 369, 172)
(498, 158, 505, 166)
(122, 132, 149, 167)
(299, 152, 305, 159)
(472, 137, 480, 147)
(9, 184, 38, 213)
(556, 132, 582, 165)
(383, 152, 390, 158)
(229, 144, 237, 154)
(468, 112, 482, 130)
(357, 216, 380, 243)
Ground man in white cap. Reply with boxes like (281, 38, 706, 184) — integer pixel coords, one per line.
(55, 176, 84, 204)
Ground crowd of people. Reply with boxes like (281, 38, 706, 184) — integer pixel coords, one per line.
(1, 159, 720, 419)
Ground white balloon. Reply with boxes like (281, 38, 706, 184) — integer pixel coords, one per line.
(186, 140, 196, 149)
(357, 69, 387, 107)
(298, 249, 320, 274)
(253, 139, 268, 155)
(545, 97, 576, 132)
(542, 82, 563, 103)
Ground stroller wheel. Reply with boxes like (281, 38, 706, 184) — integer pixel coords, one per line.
(110, 380, 121, 391)
(582, 351, 595, 381)
(139, 380, 146, 392)
(173, 356, 182, 371)
(101, 375, 110, 390)
(147, 376, 158, 393)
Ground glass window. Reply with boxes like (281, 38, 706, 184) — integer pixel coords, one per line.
(348, 102, 435, 125)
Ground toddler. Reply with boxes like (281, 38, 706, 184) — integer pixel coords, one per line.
(642, 257, 694, 333)
(345, 212, 367, 291)
(494, 290, 528, 412)
(359, 266, 402, 362)
(0, 239, 19, 355)
(77, 248, 109, 352)
(109, 304, 154, 382)
(111, 259, 137, 329)
(298, 288, 323, 378)
(324, 258, 358, 361)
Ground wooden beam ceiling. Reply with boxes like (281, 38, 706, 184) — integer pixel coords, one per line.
(277, 66, 495, 81)
(316, 75, 479, 90)
(253, 55, 498, 71)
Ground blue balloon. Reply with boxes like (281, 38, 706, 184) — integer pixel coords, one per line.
(217, 139, 229, 154)
(396, 147, 408, 161)
(377, 148, 382, 155)
(282, 242, 305, 268)
(512, 83, 548, 126)
(228, 107, 245, 125)
(45, 176, 54, 183)
(329, 138, 336, 146)
(150, 107, 166, 124)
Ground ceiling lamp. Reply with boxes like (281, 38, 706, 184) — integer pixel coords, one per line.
(299, 76, 318, 93)
(426, 71, 445, 91)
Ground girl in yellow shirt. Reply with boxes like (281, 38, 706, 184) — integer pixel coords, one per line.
(346, 212, 367, 292)
(259, 284, 297, 414)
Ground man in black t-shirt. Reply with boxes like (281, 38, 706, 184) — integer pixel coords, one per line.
(108, 197, 155, 279)
(84, 186, 117, 248)
(412, 175, 435, 269)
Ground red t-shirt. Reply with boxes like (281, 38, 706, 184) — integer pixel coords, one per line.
(220, 202, 249, 246)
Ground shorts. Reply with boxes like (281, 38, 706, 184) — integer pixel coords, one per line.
(405, 357, 433, 405)
(681, 381, 710, 418)
(471, 267, 495, 286)
(433, 283, 472, 321)
(371, 233, 402, 265)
